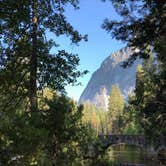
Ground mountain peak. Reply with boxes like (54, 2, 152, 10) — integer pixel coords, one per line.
(79, 47, 140, 110)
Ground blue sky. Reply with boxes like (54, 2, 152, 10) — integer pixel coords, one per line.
(53, 0, 126, 101)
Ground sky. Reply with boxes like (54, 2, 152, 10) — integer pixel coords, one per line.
(53, 0, 126, 101)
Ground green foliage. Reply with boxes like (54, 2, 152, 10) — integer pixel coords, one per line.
(0, 93, 96, 165)
(122, 94, 143, 135)
(134, 58, 166, 140)
(82, 86, 142, 136)
(109, 85, 125, 115)
(0, 108, 48, 165)
(82, 102, 108, 135)
(43, 95, 87, 166)
(121, 57, 165, 138)
(0, 1, 96, 165)
(89, 156, 117, 166)
(96, 108, 108, 135)
(82, 85, 131, 135)
(103, 0, 166, 141)
(108, 85, 125, 134)
(102, 0, 166, 66)
(0, 0, 88, 111)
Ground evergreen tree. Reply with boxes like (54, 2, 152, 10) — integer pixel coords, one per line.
(96, 108, 108, 135)
(82, 102, 99, 133)
(82, 102, 109, 135)
(0, 1, 93, 165)
(122, 93, 143, 135)
(102, 0, 166, 66)
(135, 64, 145, 103)
(82, 101, 93, 127)
(108, 85, 125, 133)
(90, 105, 98, 132)
(134, 58, 165, 139)
(0, 0, 87, 112)
(0, 92, 94, 165)
(103, 0, 166, 140)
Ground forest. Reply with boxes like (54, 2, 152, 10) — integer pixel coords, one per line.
(0, 0, 165, 165)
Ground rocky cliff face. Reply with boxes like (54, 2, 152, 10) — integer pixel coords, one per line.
(79, 47, 140, 110)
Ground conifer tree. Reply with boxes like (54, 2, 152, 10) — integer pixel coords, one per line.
(103, 0, 166, 66)
(103, 0, 166, 140)
(134, 58, 165, 139)
(108, 85, 125, 133)
(0, 0, 87, 112)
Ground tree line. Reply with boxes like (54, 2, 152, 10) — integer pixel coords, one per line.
(82, 83, 141, 135)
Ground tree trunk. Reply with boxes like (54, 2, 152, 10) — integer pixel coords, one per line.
(30, 0, 38, 111)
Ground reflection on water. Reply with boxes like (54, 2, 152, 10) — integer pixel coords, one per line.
(106, 144, 165, 166)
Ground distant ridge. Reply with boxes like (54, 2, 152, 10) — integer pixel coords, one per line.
(79, 47, 140, 110)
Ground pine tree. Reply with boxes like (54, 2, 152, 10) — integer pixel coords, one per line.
(82, 102, 99, 133)
(134, 58, 165, 140)
(108, 85, 125, 134)
(103, 0, 166, 140)
(0, 1, 91, 164)
(135, 64, 145, 103)
(0, 0, 87, 112)
(102, 0, 166, 66)
(97, 108, 108, 134)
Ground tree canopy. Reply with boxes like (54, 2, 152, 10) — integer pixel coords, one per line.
(0, 0, 87, 111)
(103, 0, 166, 66)
(103, 0, 166, 140)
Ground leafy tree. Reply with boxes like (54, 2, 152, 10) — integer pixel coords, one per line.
(135, 64, 145, 103)
(108, 85, 125, 134)
(0, 0, 87, 112)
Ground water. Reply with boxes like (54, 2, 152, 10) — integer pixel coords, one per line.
(106, 144, 165, 166)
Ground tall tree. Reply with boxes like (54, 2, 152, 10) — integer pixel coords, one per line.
(102, 0, 166, 140)
(0, 91, 96, 165)
(0, 0, 87, 112)
(108, 85, 125, 133)
(82, 102, 99, 133)
(122, 93, 143, 135)
(134, 58, 165, 139)
(135, 64, 145, 103)
(30, 0, 38, 111)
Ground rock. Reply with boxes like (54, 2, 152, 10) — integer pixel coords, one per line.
(79, 47, 140, 110)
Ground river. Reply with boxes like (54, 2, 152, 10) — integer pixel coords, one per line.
(106, 144, 165, 166)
